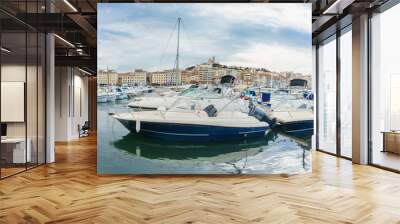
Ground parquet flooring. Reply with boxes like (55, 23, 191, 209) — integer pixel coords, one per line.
(1, 135, 400, 223)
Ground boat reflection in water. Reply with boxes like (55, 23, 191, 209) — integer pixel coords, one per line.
(111, 130, 310, 174)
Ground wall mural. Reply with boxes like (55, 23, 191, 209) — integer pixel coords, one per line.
(97, 3, 313, 174)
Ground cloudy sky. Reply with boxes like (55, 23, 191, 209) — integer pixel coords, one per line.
(98, 3, 311, 74)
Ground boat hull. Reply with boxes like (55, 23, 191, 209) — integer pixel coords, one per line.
(116, 119, 268, 142)
(277, 120, 313, 138)
(97, 96, 108, 103)
(107, 95, 116, 102)
(116, 94, 128, 100)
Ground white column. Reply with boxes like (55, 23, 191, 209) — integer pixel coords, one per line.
(312, 45, 317, 150)
(352, 14, 369, 164)
(46, 33, 55, 163)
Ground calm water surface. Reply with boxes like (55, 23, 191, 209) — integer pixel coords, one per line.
(97, 100, 311, 174)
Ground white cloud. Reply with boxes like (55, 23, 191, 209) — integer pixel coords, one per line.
(98, 19, 225, 72)
(223, 42, 312, 74)
(190, 3, 311, 33)
(98, 3, 312, 74)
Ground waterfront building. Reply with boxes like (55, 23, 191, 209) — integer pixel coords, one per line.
(163, 69, 178, 86)
(118, 69, 147, 86)
(98, 69, 118, 86)
(150, 71, 167, 86)
(181, 70, 200, 84)
(197, 63, 215, 84)
(150, 70, 180, 86)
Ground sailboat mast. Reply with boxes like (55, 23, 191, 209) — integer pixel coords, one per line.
(107, 66, 110, 90)
(176, 17, 181, 86)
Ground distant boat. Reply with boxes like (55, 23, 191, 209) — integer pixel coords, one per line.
(107, 91, 116, 102)
(97, 89, 109, 103)
(115, 87, 128, 100)
(126, 86, 153, 99)
(113, 99, 269, 142)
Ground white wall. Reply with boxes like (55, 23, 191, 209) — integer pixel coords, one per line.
(55, 66, 69, 141)
(55, 67, 89, 141)
(71, 73, 89, 138)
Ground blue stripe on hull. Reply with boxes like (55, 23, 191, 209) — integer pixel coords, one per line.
(117, 120, 268, 142)
(277, 120, 314, 138)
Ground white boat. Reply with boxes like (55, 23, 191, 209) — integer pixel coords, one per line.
(113, 98, 269, 142)
(256, 92, 314, 137)
(97, 88, 109, 103)
(126, 86, 154, 99)
(128, 86, 206, 109)
(107, 91, 116, 102)
(129, 77, 237, 110)
(115, 87, 128, 100)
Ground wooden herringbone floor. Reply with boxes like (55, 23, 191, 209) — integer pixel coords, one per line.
(1, 135, 400, 224)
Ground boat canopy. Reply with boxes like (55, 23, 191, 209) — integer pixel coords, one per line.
(220, 75, 235, 86)
(289, 79, 307, 87)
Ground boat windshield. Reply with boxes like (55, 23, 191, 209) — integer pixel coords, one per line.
(271, 94, 313, 111)
(166, 96, 249, 114)
(177, 86, 232, 99)
(178, 87, 202, 97)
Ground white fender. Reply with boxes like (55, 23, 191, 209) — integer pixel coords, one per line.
(136, 120, 141, 133)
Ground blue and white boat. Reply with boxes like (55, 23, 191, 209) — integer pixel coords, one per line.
(113, 99, 269, 142)
(106, 89, 116, 102)
(270, 110, 314, 137)
(115, 87, 128, 100)
(256, 91, 314, 138)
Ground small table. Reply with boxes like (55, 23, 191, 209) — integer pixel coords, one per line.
(382, 131, 400, 154)
(1, 138, 31, 164)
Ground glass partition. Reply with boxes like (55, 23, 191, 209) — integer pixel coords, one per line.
(0, 2, 46, 179)
(370, 3, 400, 171)
(1, 30, 28, 177)
(317, 36, 337, 154)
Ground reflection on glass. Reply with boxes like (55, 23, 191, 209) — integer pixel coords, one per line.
(371, 4, 400, 171)
(340, 29, 352, 158)
(0, 1, 47, 178)
(390, 75, 400, 130)
(318, 37, 337, 154)
(1, 31, 27, 177)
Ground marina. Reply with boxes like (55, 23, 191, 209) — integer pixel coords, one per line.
(97, 52, 314, 174)
(97, 16, 314, 174)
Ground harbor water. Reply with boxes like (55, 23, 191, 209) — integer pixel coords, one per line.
(97, 100, 312, 174)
